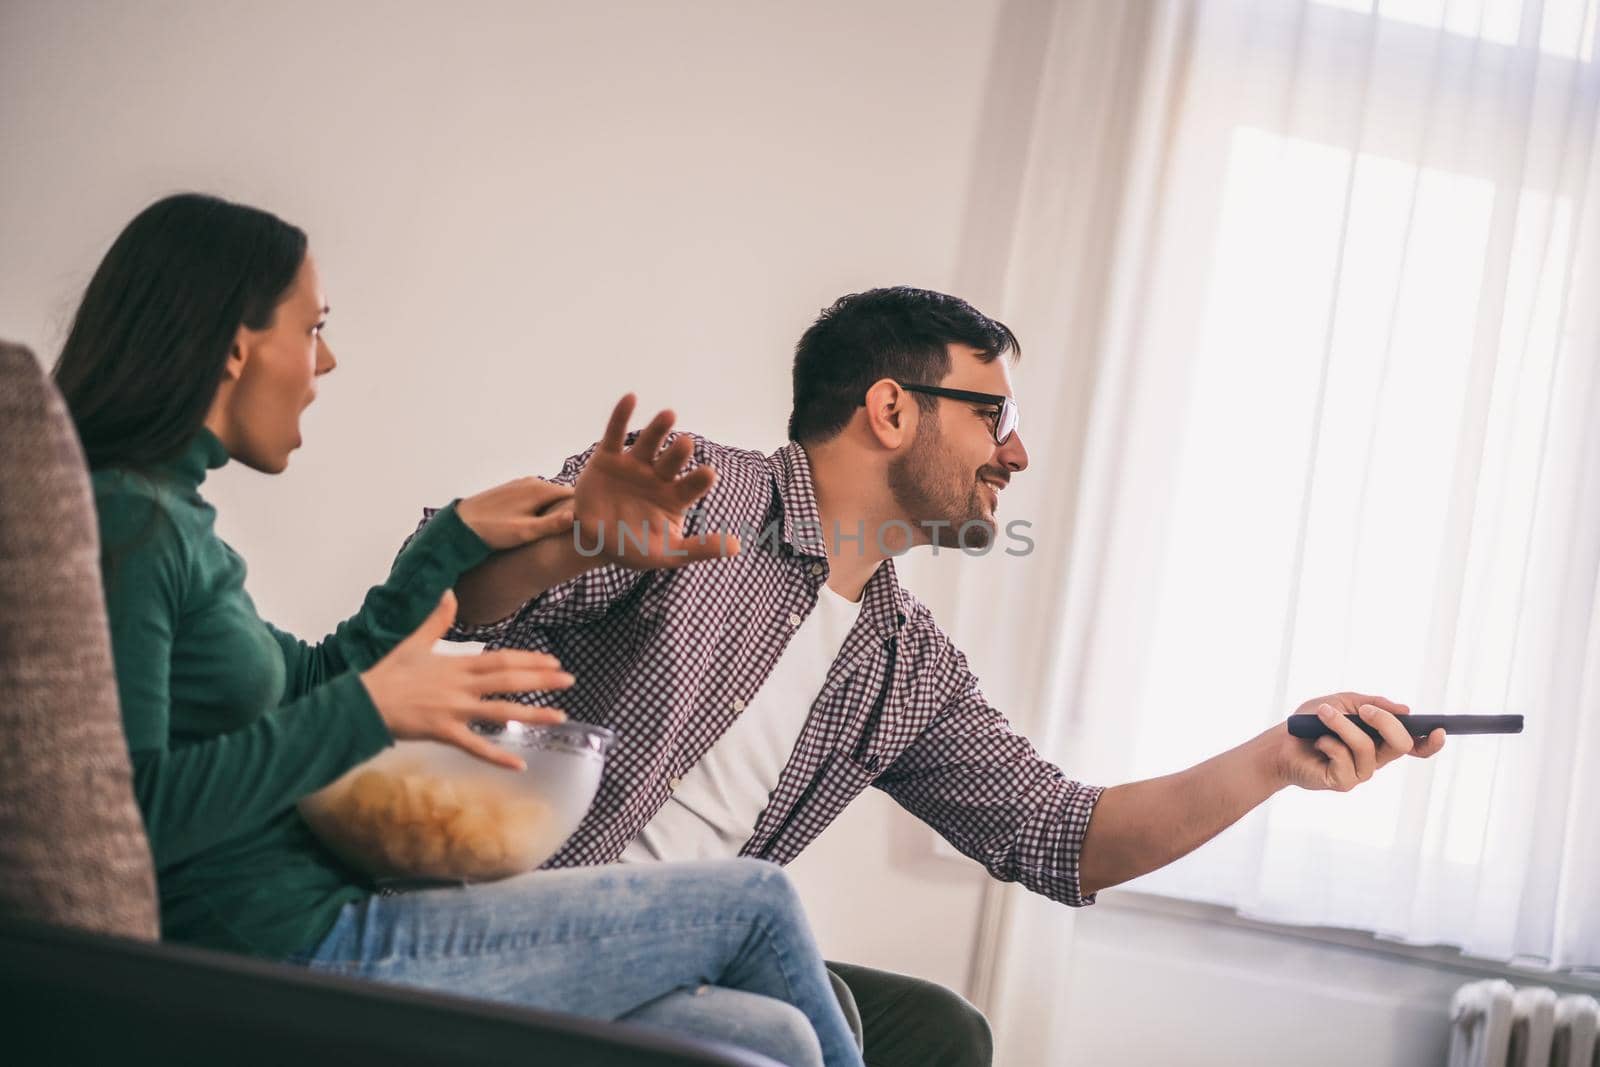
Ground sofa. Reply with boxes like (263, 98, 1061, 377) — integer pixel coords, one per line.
(0, 339, 778, 1067)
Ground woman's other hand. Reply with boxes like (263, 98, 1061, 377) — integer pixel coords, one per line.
(360, 591, 571, 769)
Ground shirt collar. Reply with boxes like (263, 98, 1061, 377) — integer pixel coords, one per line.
(767, 440, 909, 641)
(769, 441, 825, 554)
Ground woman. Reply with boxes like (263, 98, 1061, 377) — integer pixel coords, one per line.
(54, 192, 861, 1067)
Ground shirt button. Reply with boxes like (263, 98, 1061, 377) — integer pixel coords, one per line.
(668, 776, 683, 791)
(788, 612, 802, 627)
(809, 563, 825, 577)
(732, 698, 746, 713)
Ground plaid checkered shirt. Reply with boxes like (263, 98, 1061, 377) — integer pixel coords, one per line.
(424, 436, 1104, 907)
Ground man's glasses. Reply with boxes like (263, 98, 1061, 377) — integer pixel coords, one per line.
(894, 382, 1019, 445)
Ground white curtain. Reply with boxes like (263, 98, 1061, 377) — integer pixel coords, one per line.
(956, 0, 1600, 1058)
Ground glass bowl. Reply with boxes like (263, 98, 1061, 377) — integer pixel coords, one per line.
(297, 720, 614, 884)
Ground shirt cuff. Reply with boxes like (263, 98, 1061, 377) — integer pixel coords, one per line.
(408, 501, 493, 572)
(389, 502, 493, 612)
(333, 671, 394, 761)
(1066, 782, 1106, 907)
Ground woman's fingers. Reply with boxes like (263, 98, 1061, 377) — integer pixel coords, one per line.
(469, 699, 567, 726)
(401, 591, 458, 651)
(516, 477, 573, 510)
(464, 650, 574, 694)
(470, 668, 575, 696)
(518, 510, 575, 544)
(438, 721, 526, 771)
(469, 649, 563, 673)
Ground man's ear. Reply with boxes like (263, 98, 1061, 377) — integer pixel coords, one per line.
(862, 378, 914, 450)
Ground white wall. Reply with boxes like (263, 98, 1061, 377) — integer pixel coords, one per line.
(0, 0, 1000, 996)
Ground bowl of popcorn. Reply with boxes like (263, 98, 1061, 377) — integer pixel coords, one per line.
(298, 720, 615, 884)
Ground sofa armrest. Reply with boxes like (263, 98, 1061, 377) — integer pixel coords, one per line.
(0, 917, 781, 1066)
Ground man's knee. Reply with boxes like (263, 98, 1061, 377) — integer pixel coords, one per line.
(909, 977, 992, 1066)
(826, 962, 992, 1067)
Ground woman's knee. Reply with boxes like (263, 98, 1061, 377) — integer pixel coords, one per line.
(708, 857, 806, 918)
(624, 986, 824, 1067)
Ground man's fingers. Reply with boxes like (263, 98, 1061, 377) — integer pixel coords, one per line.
(599, 394, 637, 453)
(1352, 693, 1409, 716)
(631, 409, 676, 460)
(1359, 703, 1414, 765)
(1318, 703, 1376, 782)
(671, 465, 718, 506)
(652, 433, 696, 479)
(1313, 735, 1357, 790)
(1411, 728, 1446, 758)
(669, 532, 742, 563)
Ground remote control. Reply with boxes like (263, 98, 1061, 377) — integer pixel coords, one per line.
(1286, 713, 1523, 742)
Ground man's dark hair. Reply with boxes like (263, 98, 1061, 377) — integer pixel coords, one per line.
(788, 286, 1020, 443)
(53, 192, 308, 470)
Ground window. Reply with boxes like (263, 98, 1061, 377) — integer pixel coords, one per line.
(1067, 0, 1600, 966)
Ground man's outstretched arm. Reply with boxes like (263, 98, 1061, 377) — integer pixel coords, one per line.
(453, 511, 596, 627)
(1078, 694, 1447, 896)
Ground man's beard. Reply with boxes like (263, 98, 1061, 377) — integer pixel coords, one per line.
(886, 415, 996, 550)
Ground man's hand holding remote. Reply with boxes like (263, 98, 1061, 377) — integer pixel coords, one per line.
(1271, 692, 1447, 794)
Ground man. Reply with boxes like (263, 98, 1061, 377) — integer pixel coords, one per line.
(435, 287, 1446, 1066)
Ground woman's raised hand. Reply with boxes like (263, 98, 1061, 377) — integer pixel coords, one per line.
(456, 476, 576, 551)
(359, 591, 571, 770)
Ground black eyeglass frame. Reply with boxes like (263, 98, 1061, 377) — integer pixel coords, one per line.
(893, 381, 1018, 445)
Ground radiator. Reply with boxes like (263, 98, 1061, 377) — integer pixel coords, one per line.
(1449, 979, 1599, 1067)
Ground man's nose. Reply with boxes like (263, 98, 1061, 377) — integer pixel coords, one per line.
(997, 429, 1029, 473)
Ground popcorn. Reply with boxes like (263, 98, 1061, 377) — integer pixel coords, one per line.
(301, 761, 554, 882)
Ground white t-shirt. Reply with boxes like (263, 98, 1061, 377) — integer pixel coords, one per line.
(619, 582, 863, 864)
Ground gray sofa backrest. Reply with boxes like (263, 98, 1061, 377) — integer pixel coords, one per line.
(0, 340, 159, 939)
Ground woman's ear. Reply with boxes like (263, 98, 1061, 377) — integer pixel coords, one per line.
(202, 330, 252, 441)
(219, 328, 251, 383)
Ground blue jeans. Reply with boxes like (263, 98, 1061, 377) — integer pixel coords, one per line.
(292, 858, 862, 1067)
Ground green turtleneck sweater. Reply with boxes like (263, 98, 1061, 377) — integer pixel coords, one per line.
(91, 429, 492, 959)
